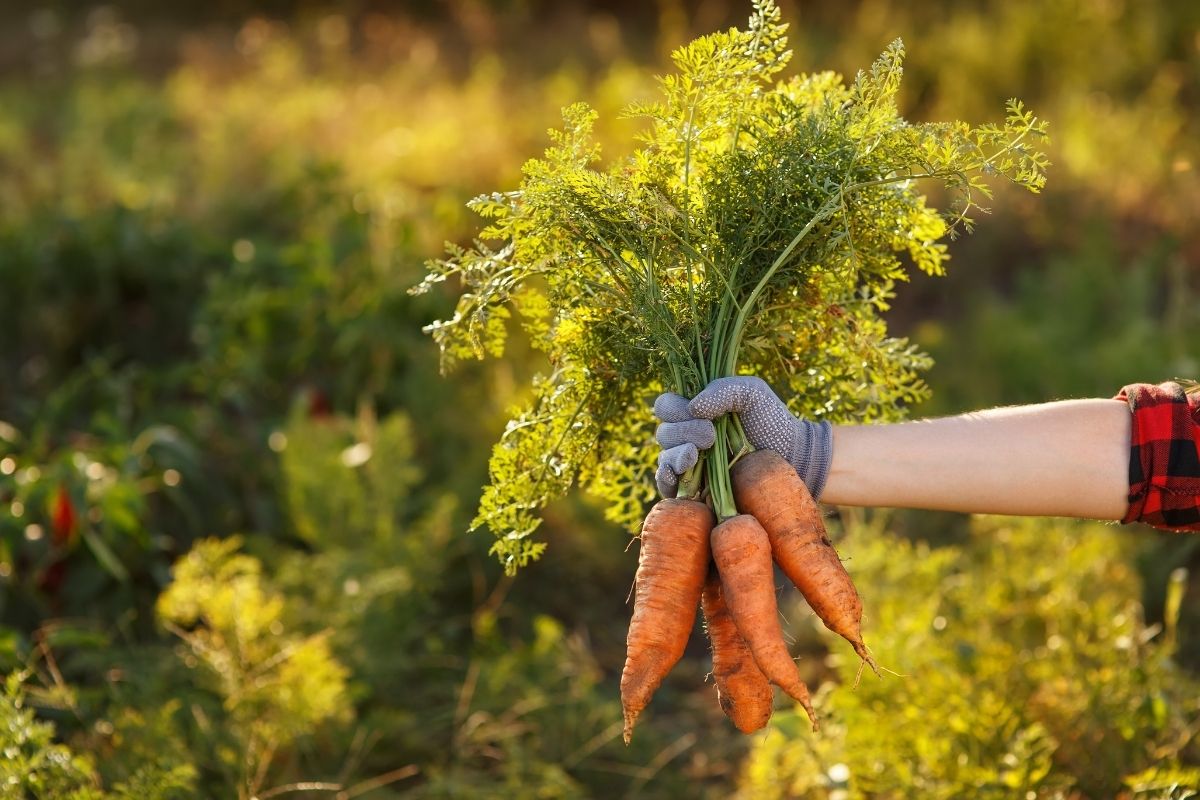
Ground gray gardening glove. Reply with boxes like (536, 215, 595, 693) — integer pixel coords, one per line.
(653, 376, 833, 499)
(652, 393, 716, 498)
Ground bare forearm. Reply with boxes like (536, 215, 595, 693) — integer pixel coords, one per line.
(822, 399, 1131, 520)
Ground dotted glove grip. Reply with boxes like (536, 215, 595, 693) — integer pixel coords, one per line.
(653, 376, 832, 499)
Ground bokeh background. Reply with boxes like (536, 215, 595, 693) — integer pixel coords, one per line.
(0, 1, 1198, 797)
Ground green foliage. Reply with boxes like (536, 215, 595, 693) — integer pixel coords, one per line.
(0, 419, 205, 631)
(272, 406, 464, 773)
(278, 403, 425, 550)
(0, 69, 472, 624)
(1125, 765, 1200, 800)
(271, 407, 731, 797)
(918, 230, 1197, 413)
(94, 703, 199, 800)
(0, 671, 103, 799)
(417, 1, 1049, 568)
(156, 536, 351, 794)
(0, 671, 196, 800)
(739, 515, 1200, 799)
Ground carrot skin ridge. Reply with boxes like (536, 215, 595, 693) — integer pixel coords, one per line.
(620, 498, 715, 744)
(710, 514, 818, 730)
(701, 566, 773, 734)
(731, 449, 878, 675)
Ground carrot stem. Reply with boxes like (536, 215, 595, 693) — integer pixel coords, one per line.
(707, 418, 737, 520)
(723, 198, 842, 376)
(729, 415, 750, 455)
(678, 455, 705, 499)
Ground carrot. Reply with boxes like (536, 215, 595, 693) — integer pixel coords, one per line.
(701, 565, 773, 733)
(731, 448, 877, 674)
(621, 497, 714, 744)
(711, 514, 817, 730)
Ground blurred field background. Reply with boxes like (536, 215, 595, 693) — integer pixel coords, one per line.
(0, 1, 1198, 797)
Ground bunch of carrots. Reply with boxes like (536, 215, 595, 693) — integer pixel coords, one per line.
(622, 448, 874, 741)
(415, 0, 1047, 744)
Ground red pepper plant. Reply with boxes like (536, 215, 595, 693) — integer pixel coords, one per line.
(413, 0, 1048, 573)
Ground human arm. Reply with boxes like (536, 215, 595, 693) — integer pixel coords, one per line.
(822, 398, 1130, 520)
(656, 377, 1200, 528)
(655, 377, 1151, 523)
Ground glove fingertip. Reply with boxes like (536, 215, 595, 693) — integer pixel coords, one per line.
(654, 463, 679, 499)
(654, 392, 693, 423)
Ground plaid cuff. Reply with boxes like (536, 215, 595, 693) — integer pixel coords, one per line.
(1115, 381, 1200, 531)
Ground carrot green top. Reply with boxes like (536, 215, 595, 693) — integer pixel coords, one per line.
(413, 0, 1048, 572)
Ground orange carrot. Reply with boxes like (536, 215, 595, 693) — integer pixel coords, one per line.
(711, 514, 817, 730)
(701, 565, 773, 733)
(621, 498, 714, 744)
(731, 448, 876, 674)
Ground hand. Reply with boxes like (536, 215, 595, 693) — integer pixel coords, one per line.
(653, 376, 833, 499)
(652, 393, 716, 498)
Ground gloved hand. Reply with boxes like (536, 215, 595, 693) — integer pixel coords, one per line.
(653, 376, 833, 500)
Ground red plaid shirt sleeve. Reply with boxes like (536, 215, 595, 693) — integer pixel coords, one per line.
(1115, 381, 1200, 531)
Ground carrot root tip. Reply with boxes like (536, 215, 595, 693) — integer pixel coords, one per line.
(852, 641, 880, 678)
(622, 710, 638, 745)
(852, 658, 866, 690)
(804, 705, 819, 732)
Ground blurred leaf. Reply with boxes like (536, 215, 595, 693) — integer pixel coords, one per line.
(82, 528, 130, 583)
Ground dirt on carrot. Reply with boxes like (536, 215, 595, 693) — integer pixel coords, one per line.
(731, 449, 877, 675)
(701, 565, 774, 733)
(620, 498, 714, 743)
(711, 513, 817, 730)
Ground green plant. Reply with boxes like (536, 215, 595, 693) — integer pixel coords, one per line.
(0, 670, 196, 800)
(416, 0, 1048, 571)
(916, 228, 1196, 414)
(0, 416, 205, 631)
(156, 537, 351, 799)
(738, 515, 1200, 799)
(272, 405, 741, 797)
